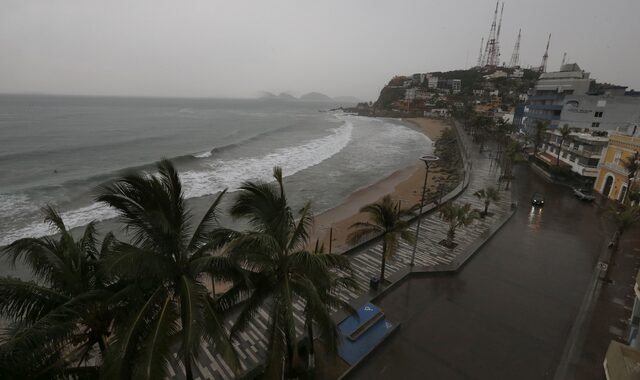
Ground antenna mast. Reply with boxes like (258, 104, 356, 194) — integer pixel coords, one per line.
(539, 34, 551, 73)
(494, 3, 504, 66)
(509, 29, 521, 68)
(476, 37, 484, 67)
(482, 2, 499, 67)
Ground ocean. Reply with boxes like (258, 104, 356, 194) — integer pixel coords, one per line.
(0, 95, 432, 274)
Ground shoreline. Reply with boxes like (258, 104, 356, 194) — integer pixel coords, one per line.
(311, 117, 449, 253)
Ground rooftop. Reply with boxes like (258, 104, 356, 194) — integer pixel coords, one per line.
(604, 340, 640, 380)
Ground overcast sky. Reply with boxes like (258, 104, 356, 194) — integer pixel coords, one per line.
(1, 0, 639, 100)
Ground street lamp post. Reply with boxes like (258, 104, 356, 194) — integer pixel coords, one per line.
(410, 154, 439, 266)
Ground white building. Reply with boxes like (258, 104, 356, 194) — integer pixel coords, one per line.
(559, 91, 640, 135)
(451, 79, 462, 94)
(405, 88, 416, 101)
(540, 130, 608, 179)
(427, 76, 439, 89)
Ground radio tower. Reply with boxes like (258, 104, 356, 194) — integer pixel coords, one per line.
(482, 2, 500, 67)
(508, 29, 521, 67)
(539, 34, 551, 73)
(476, 37, 484, 67)
(494, 3, 505, 66)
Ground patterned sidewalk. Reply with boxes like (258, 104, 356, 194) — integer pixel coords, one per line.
(170, 123, 514, 380)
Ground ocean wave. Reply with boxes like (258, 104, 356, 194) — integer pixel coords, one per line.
(193, 151, 212, 158)
(0, 202, 118, 247)
(181, 116, 354, 198)
(0, 193, 39, 219)
(0, 115, 353, 246)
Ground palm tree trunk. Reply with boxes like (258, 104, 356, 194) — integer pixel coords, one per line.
(185, 358, 194, 380)
(307, 321, 315, 369)
(98, 336, 107, 354)
(379, 239, 387, 282)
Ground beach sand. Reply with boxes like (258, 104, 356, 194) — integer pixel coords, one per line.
(311, 117, 449, 253)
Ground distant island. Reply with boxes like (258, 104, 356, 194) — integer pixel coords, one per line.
(258, 91, 361, 104)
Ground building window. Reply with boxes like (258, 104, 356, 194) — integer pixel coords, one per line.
(595, 111, 603, 118)
(592, 122, 600, 128)
(614, 151, 622, 165)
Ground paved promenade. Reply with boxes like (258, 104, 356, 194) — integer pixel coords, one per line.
(170, 123, 514, 380)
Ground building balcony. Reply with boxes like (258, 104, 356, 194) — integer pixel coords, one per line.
(528, 94, 565, 101)
(600, 162, 631, 177)
(604, 340, 640, 380)
(527, 104, 564, 111)
(580, 166, 600, 177)
(523, 112, 559, 121)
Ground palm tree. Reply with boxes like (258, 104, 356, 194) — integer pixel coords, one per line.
(473, 186, 501, 216)
(438, 202, 479, 246)
(532, 121, 548, 158)
(502, 140, 522, 190)
(556, 124, 572, 166)
(621, 153, 639, 204)
(347, 195, 415, 283)
(217, 167, 354, 379)
(95, 159, 238, 380)
(302, 241, 358, 371)
(0, 206, 115, 379)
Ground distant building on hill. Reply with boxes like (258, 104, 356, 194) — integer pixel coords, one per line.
(451, 79, 462, 94)
(524, 63, 591, 129)
(427, 75, 438, 89)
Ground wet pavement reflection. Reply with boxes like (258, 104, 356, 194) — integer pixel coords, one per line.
(349, 165, 611, 380)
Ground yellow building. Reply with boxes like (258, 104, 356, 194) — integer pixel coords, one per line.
(594, 134, 640, 202)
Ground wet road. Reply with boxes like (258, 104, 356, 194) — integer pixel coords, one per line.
(349, 164, 612, 380)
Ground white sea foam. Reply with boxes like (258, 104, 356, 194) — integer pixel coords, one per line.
(0, 115, 354, 246)
(194, 151, 212, 158)
(0, 193, 39, 219)
(181, 116, 354, 198)
(0, 202, 118, 246)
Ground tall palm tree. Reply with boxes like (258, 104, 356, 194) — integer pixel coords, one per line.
(622, 153, 639, 204)
(348, 195, 415, 283)
(473, 186, 501, 216)
(532, 121, 548, 157)
(502, 140, 522, 190)
(95, 159, 238, 380)
(556, 124, 572, 166)
(217, 167, 354, 379)
(0, 206, 115, 379)
(302, 241, 358, 371)
(438, 202, 479, 246)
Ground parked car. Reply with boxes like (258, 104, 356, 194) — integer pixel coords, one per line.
(573, 188, 595, 202)
(531, 192, 545, 207)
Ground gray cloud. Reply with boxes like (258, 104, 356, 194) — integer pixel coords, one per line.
(1, 0, 638, 100)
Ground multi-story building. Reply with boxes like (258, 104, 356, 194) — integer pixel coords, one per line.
(594, 133, 640, 201)
(427, 76, 438, 89)
(404, 88, 416, 102)
(524, 63, 591, 129)
(451, 79, 461, 94)
(559, 90, 640, 135)
(539, 130, 608, 181)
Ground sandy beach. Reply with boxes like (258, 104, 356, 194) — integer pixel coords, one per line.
(311, 117, 450, 253)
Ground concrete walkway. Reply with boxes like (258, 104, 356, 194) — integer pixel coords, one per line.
(170, 122, 514, 380)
